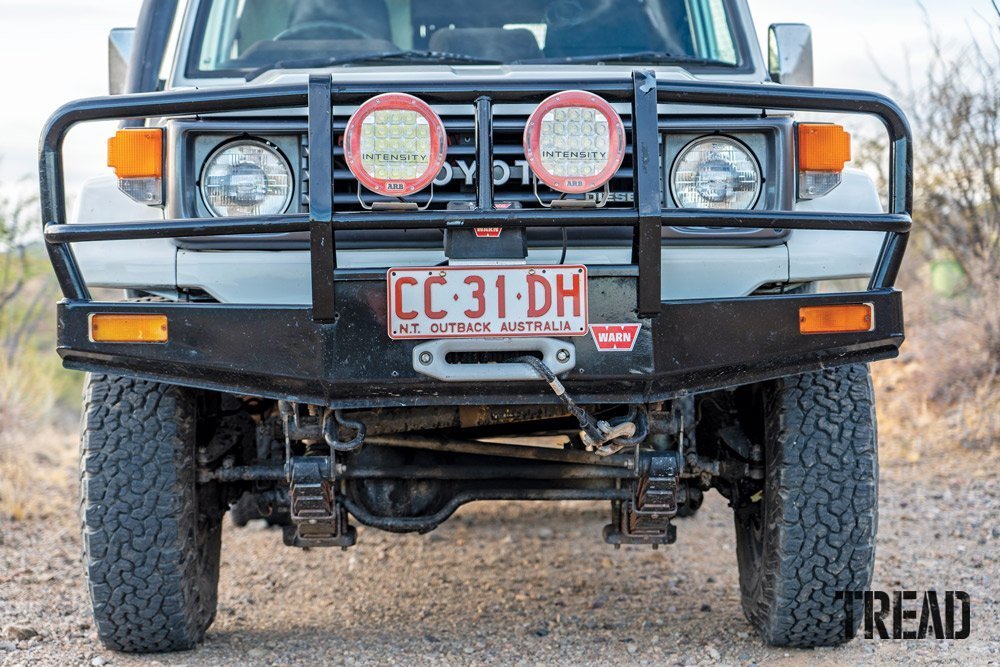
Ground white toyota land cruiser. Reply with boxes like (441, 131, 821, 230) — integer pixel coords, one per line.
(40, 0, 912, 653)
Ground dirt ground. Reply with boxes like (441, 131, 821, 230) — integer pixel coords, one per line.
(0, 433, 997, 667)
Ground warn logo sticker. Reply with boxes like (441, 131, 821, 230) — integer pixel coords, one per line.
(474, 227, 503, 238)
(590, 324, 642, 352)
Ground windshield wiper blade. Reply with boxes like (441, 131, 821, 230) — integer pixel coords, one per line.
(246, 50, 503, 81)
(515, 51, 734, 66)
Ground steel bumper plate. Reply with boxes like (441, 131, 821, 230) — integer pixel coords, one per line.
(55, 269, 904, 409)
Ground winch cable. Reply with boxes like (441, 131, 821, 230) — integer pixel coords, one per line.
(323, 409, 367, 453)
(513, 356, 647, 456)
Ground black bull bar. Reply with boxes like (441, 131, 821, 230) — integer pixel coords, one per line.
(39, 72, 911, 408)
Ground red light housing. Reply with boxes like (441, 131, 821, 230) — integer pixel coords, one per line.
(344, 93, 447, 197)
(523, 91, 626, 195)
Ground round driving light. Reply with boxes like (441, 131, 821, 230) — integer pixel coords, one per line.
(344, 93, 447, 197)
(201, 140, 293, 217)
(670, 136, 762, 209)
(523, 90, 626, 195)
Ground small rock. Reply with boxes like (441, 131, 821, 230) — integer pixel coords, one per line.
(705, 645, 721, 661)
(533, 628, 550, 638)
(537, 527, 554, 540)
(706, 576, 716, 584)
(463, 647, 474, 655)
(739, 653, 751, 661)
(700, 603, 712, 613)
(736, 631, 749, 639)
(1, 626, 38, 641)
(0, 641, 17, 652)
(626, 642, 638, 655)
(992, 525, 1000, 539)
(91, 657, 108, 667)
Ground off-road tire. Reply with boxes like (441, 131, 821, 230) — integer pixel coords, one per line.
(735, 364, 878, 647)
(81, 375, 223, 652)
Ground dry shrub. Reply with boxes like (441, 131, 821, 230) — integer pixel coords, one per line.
(0, 352, 79, 522)
(1, 182, 81, 521)
(873, 267, 999, 462)
(863, 3, 999, 462)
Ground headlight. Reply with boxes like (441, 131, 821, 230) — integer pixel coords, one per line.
(670, 136, 762, 209)
(523, 90, 626, 195)
(200, 140, 293, 217)
(344, 93, 447, 196)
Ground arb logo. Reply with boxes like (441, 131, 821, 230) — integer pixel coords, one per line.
(590, 324, 641, 351)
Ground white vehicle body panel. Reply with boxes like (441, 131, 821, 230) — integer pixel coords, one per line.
(71, 175, 175, 292)
(174, 244, 791, 305)
(788, 168, 885, 283)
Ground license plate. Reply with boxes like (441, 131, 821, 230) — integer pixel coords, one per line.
(387, 265, 589, 340)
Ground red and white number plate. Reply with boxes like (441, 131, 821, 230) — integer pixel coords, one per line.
(387, 265, 589, 340)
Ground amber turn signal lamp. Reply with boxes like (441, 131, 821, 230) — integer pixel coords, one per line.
(107, 129, 163, 179)
(799, 304, 873, 335)
(90, 314, 168, 343)
(797, 124, 851, 172)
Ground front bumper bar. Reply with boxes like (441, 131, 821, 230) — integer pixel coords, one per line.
(40, 74, 911, 406)
(57, 283, 903, 409)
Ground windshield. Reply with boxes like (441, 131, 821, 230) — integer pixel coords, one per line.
(188, 0, 744, 77)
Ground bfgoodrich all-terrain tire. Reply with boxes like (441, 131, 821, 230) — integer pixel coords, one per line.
(80, 375, 223, 652)
(734, 364, 878, 647)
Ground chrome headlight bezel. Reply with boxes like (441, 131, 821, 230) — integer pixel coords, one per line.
(199, 138, 294, 218)
(669, 135, 763, 210)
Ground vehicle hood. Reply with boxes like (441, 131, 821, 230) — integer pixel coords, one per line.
(184, 64, 770, 117)
(244, 63, 763, 87)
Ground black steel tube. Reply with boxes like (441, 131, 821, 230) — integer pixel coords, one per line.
(657, 81, 912, 148)
(631, 70, 663, 316)
(45, 214, 311, 243)
(308, 75, 337, 321)
(38, 84, 309, 299)
(657, 210, 910, 232)
(43, 209, 911, 244)
(474, 96, 494, 210)
(38, 75, 913, 303)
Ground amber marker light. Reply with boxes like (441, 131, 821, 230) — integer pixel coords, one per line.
(108, 128, 163, 178)
(797, 123, 851, 200)
(107, 128, 164, 205)
(798, 123, 851, 171)
(90, 314, 169, 343)
(799, 304, 874, 335)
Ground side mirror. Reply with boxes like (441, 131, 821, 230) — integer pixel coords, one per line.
(768, 24, 813, 87)
(108, 27, 136, 95)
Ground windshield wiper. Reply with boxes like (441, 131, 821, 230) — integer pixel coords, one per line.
(514, 51, 734, 67)
(246, 50, 503, 81)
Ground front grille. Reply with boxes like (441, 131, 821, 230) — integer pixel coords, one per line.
(177, 114, 789, 250)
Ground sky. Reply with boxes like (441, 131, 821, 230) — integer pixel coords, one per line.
(0, 0, 993, 198)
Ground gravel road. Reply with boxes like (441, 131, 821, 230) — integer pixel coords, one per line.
(1, 444, 997, 666)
